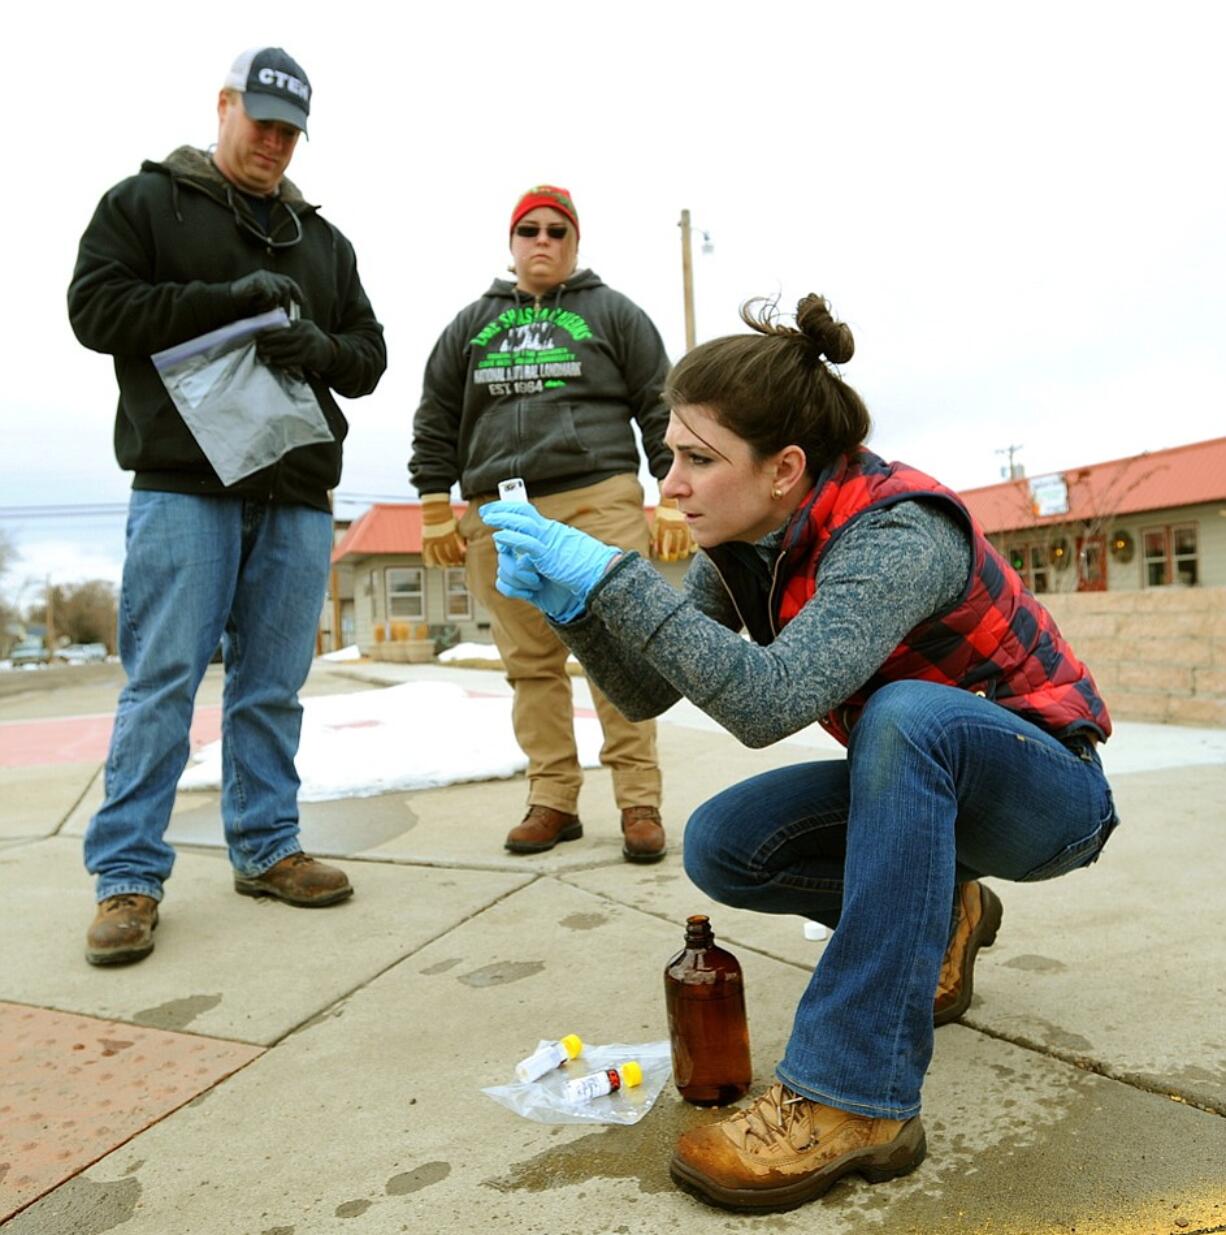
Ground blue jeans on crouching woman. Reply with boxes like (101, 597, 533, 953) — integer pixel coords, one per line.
(683, 680, 1118, 1122)
(85, 491, 333, 903)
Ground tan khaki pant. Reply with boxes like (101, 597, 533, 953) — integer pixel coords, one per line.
(460, 473, 661, 815)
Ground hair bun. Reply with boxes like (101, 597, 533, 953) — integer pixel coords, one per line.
(795, 294, 854, 365)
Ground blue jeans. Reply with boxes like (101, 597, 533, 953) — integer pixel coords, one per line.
(85, 491, 333, 902)
(683, 680, 1118, 1120)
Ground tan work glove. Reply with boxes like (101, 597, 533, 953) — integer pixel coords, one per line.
(650, 497, 697, 562)
(421, 493, 466, 567)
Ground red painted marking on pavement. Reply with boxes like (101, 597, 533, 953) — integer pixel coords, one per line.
(0, 688, 595, 770)
(0, 707, 222, 769)
(0, 1002, 262, 1223)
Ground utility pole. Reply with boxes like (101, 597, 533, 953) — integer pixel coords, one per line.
(995, 444, 1025, 480)
(45, 573, 56, 653)
(679, 209, 696, 353)
(677, 210, 713, 353)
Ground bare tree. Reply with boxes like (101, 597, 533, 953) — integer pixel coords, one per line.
(992, 455, 1167, 594)
(0, 531, 21, 655)
(25, 580, 118, 651)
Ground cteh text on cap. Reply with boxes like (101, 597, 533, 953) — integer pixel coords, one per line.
(224, 47, 311, 135)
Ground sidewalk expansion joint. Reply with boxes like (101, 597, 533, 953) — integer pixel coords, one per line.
(50, 762, 103, 837)
(275, 874, 544, 1047)
(960, 1019, 1226, 1118)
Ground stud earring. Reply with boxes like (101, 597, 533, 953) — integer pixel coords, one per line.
(771, 487, 783, 500)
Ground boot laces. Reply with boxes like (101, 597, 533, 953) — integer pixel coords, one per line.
(734, 1084, 818, 1150)
(103, 894, 143, 912)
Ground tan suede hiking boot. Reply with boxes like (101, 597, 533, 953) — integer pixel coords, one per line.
(670, 1082, 925, 1212)
(233, 853, 353, 907)
(621, 805, 667, 863)
(86, 894, 159, 966)
(504, 805, 582, 853)
(934, 880, 1004, 1026)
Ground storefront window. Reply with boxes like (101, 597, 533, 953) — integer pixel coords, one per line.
(386, 567, 424, 619)
(445, 567, 472, 619)
(1142, 525, 1199, 587)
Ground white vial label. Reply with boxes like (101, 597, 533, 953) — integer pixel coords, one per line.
(563, 1070, 616, 1103)
(515, 1041, 567, 1084)
(498, 477, 529, 504)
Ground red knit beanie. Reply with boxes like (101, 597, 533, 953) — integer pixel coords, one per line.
(510, 185, 580, 239)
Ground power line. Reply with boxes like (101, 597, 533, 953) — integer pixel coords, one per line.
(0, 491, 420, 522)
(0, 504, 129, 520)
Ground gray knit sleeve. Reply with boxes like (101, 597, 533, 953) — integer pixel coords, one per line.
(557, 499, 972, 746)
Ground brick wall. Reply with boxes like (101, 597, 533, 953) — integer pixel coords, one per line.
(1040, 586, 1226, 727)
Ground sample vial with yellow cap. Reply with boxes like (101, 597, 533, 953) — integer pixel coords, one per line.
(515, 1034, 583, 1083)
(562, 1061, 643, 1103)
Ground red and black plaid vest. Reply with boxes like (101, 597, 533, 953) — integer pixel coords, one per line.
(771, 450, 1112, 746)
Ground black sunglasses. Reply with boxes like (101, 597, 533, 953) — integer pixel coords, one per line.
(515, 223, 569, 240)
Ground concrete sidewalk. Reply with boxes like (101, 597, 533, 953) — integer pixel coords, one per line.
(1, 659, 1224, 1234)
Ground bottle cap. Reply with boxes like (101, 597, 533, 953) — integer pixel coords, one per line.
(620, 1061, 643, 1088)
(560, 1034, 583, 1059)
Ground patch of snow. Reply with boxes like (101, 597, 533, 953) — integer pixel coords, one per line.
(178, 680, 601, 801)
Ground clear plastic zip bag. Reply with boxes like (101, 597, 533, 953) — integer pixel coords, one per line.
(152, 307, 333, 486)
(482, 1039, 672, 1126)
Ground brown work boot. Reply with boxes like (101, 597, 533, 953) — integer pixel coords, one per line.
(86, 894, 159, 966)
(504, 805, 582, 853)
(934, 880, 1003, 1026)
(233, 853, 353, 907)
(670, 1082, 925, 1212)
(621, 805, 667, 863)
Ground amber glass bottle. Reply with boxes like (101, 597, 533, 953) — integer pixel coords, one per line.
(664, 914, 752, 1106)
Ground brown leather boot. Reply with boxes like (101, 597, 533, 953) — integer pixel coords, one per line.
(934, 880, 1003, 1025)
(504, 805, 582, 853)
(670, 1082, 925, 1212)
(620, 805, 667, 863)
(86, 894, 159, 966)
(233, 853, 353, 907)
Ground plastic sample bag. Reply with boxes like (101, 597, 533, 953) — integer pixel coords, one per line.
(482, 1039, 672, 1126)
(152, 308, 333, 486)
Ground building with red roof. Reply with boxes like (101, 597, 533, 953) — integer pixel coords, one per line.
(322, 502, 688, 655)
(958, 436, 1226, 595)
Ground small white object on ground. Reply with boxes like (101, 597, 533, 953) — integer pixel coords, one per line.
(803, 920, 828, 941)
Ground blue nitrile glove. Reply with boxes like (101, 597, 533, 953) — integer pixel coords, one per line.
(481, 501, 619, 607)
(495, 543, 586, 623)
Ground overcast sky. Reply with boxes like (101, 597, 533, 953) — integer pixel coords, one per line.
(3, 0, 1223, 591)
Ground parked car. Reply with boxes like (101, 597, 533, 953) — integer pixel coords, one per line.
(57, 643, 109, 664)
(8, 639, 49, 667)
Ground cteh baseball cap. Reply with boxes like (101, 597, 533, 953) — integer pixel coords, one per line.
(223, 47, 311, 134)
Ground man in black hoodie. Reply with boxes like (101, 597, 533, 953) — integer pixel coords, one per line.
(68, 47, 386, 966)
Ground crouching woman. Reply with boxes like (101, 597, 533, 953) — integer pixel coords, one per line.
(480, 294, 1117, 1213)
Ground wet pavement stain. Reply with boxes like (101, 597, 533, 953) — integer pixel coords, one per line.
(3, 1175, 141, 1234)
(846, 1066, 1226, 1234)
(420, 958, 462, 975)
(260, 1227, 295, 1234)
(1002, 954, 1068, 973)
(483, 1098, 711, 1196)
(1038, 1022, 1094, 1053)
(335, 1198, 372, 1218)
(559, 912, 608, 931)
(458, 961, 546, 988)
(386, 1161, 451, 1194)
(132, 994, 223, 1031)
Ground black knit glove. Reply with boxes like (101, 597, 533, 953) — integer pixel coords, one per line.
(256, 320, 338, 376)
(229, 270, 304, 315)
